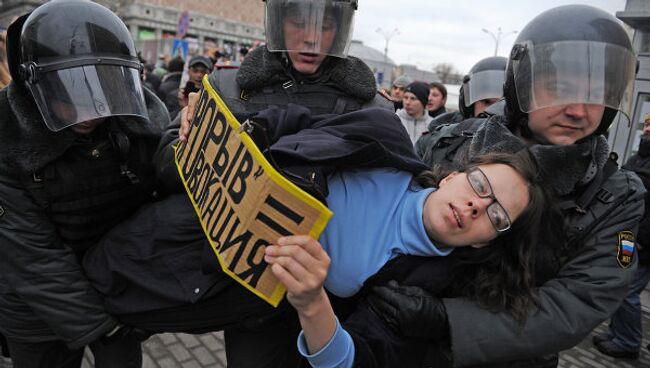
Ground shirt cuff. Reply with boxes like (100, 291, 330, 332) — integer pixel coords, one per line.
(297, 317, 355, 368)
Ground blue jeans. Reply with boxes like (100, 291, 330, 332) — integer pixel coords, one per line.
(606, 264, 650, 352)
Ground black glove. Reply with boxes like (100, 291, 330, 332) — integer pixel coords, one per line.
(100, 324, 151, 345)
(366, 280, 450, 340)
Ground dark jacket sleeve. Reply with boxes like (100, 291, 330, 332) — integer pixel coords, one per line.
(637, 192, 650, 248)
(635, 182, 650, 264)
(345, 305, 432, 368)
(153, 113, 185, 193)
(442, 169, 645, 366)
(0, 173, 116, 349)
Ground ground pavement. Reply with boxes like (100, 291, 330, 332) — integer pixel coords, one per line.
(1, 292, 649, 368)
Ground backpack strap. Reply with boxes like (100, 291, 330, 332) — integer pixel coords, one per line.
(443, 120, 481, 160)
(560, 156, 618, 213)
(561, 156, 621, 247)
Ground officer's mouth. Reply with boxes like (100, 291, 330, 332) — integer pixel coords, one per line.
(555, 123, 582, 132)
(298, 53, 320, 63)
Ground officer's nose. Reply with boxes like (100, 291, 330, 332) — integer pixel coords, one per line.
(303, 26, 318, 48)
(564, 103, 588, 120)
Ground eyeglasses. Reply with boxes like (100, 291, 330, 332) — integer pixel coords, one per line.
(465, 167, 512, 232)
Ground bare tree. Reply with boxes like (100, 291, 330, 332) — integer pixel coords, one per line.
(433, 63, 459, 84)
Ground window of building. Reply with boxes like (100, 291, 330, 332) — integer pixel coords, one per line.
(628, 93, 650, 157)
(638, 30, 650, 54)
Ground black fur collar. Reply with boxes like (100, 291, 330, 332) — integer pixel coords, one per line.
(469, 116, 610, 196)
(235, 46, 377, 102)
(0, 82, 167, 173)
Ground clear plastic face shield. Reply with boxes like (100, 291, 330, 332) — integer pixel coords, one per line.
(463, 70, 505, 107)
(265, 0, 357, 58)
(23, 58, 148, 132)
(511, 41, 637, 123)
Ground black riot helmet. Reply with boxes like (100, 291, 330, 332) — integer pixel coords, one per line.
(263, 0, 358, 58)
(459, 56, 507, 119)
(504, 4, 636, 137)
(7, 0, 148, 132)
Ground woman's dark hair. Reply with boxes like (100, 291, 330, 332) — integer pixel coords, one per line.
(413, 150, 564, 322)
(429, 82, 448, 100)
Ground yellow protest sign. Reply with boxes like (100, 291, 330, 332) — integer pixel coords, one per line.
(174, 77, 332, 307)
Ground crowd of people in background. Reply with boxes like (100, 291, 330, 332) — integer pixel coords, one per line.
(139, 44, 255, 120)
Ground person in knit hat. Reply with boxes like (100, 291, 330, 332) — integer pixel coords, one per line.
(396, 81, 433, 145)
(389, 74, 414, 111)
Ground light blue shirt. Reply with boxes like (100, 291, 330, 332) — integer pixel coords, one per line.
(319, 168, 451, 298)
(298, 168, 453, 367)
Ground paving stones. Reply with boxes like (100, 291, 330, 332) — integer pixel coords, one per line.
(0, 305, 648, 367)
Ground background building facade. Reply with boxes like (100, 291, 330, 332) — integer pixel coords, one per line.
(611, 0, 650, 162)
(0, 0, 265, 63)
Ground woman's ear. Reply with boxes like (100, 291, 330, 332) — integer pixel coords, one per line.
(439, 171, 460, 187)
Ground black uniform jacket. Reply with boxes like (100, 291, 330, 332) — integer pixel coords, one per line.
(0, 82, 167, 349)
(623, 151, 650, 265)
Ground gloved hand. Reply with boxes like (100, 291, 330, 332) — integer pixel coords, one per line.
(100, 324, 151, 345)
(366, 280, 450, 340)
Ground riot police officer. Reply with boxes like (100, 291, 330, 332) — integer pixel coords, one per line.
(175, 0, 389, 143)
(205, 0, 386, 115)
(416, 56, 507, 164)
(158, 0, 389, 366)
(368, 5, 646, 367)
(429, 56, 506, 127)
(0, 1, 169, 367)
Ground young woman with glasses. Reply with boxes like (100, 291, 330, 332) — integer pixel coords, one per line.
(82, 105, 560, 367)
(263, 150, 558, 367)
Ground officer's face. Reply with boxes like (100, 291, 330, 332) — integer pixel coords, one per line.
(643, 119, 650, 137)
(51, 100, 106, 134)
(283, 14, 337, 75)
(527, 103, 604, 145)
(526, 76, 605, 145)
(473, 98, 499, 117)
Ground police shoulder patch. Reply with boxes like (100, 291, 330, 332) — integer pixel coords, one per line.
(617, 231, 636, 269)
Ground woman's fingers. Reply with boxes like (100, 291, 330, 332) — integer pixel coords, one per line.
(278, 236, 330, 263)
(179, 92, 200, 142)
(266, 246, 319, 284)
(265, 241, 329, 276)
(178, 107, 190, 142)
(265, 237, 330, 295)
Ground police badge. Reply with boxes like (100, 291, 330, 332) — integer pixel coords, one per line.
(617, 231, 636, 269)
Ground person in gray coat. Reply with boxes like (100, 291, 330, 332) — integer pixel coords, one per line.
(367, 5, 646, 367)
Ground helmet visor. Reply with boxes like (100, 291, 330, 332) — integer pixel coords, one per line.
(28, 65, 147, 132)
(513, 41, 636, 121)
(463, 70, 506, 107)
(265, 0, 356, 58)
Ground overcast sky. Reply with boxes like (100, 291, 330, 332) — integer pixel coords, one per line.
(352, 0, 626, 74)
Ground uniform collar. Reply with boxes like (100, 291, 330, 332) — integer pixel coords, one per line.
(236, 46, 378, 102)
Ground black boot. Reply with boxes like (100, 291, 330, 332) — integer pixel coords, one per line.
(594, 340, 639, 359)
